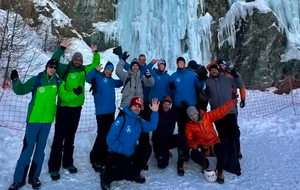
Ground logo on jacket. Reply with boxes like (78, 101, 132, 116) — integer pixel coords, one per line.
(176, 77, 181, 82)
(39, 87, 45, 93)
(126, 126, 132, 133)
(71, 74, 76, 79)
(103, 78, 108, 83)
(115, 120, 120, 125)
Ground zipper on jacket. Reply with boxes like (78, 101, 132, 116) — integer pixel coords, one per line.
(197, 122, 210, 146)
(215, 79, 222, 107)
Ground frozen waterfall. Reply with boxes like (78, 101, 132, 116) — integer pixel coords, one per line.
(109, 0, 212, 71)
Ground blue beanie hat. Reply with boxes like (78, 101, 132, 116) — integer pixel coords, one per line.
(104, 61, 114, 70)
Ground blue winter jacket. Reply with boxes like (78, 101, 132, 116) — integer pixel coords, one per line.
(106, 106, 158, 157)
(169, 69, 204, 107)
(150, 68, 171, 101)
(124, 62, 154, 103)
(86, 68, 123, 115)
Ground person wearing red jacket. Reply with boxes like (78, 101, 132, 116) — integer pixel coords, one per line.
(185, 94, 238, 184)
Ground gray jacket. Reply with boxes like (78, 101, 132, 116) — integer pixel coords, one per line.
(203, 74, 244, 114)
(116, 60, 155, 109)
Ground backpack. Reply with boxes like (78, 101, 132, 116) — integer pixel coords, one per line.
(32, 72, 61, 96)
(121, 73, 144, 93)
(116, 108, 142, 136)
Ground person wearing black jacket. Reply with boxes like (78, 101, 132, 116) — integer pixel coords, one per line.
(152, 96, 188, 176)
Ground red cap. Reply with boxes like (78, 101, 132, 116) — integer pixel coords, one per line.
(129, 97, 142, 108)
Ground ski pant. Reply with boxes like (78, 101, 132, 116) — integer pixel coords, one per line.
(152, 134, 188, 169)
(173, 105, 188, 135)
(214, 113, 240, 153)
(13, 123, 51, 183)
(139, 103, 152, 147)
(191, 143, 228, 170)
(48, 106, 81, 173)
(101, 144, 151, 185)
(90, 113, 115, 165)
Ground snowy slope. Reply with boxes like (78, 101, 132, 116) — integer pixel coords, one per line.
(0, 105, 300, 190)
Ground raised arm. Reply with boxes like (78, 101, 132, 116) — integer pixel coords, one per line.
(140, 111, 158, 132)
(86, 68, 98, 84)
(12, 76, 36, 95)
(113, 79, 123, 88)
(116, 59, 129, 82)
(84, 45, 101, 74)
(205, 99, 236, 123)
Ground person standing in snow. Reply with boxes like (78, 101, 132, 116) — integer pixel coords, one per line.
(100, 97, 159, 190)
(187, 60, 209, 111)
(168, 57, 205, 164)
(113, 47, 157, 156)
(152, 96, 188, 176)
(186, 94, 238, 184)
(8, 59, 79, 190)
(86, 61, 123, 173)
(48, 39, 100, 180)
(201, 64, 243, 175)
(206, 59, 246, 159)
(149, 59, 171, 102)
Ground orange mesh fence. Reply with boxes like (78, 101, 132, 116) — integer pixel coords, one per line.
(1, 75, 300, 132)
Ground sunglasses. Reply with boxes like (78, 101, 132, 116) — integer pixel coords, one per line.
(48, 65, 57, 69)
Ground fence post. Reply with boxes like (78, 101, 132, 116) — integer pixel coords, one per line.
(289, 75, 296, 115)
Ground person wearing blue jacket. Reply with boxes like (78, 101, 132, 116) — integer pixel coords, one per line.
(86, 61, 123, 173)
(149, 59, 171, 101)
(100, 97, 159, 190)
(168, 57, 204, 163)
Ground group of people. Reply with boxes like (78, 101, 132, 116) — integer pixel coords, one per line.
(7, 40, 246, 190)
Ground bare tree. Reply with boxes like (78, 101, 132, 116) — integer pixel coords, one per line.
(0, 9, 9, 61)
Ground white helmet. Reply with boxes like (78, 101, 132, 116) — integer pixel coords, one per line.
(204, 169, 217, 182)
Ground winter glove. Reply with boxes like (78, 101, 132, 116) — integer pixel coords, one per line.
(73, 86, 83, 95)
(230, 68, 238, 78)
(10, 69, 19, 81)
(232, 92, 238, 99)
(195, 66, 208, 82)
(145, 69, 151, 78)
(113, 46, 122, 56)
(169, 81, 175, 90)
(122, 51, 130, 62)
(240, 100, 245, 108)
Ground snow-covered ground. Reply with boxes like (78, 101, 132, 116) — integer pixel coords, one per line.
(0, 104, 300, 190)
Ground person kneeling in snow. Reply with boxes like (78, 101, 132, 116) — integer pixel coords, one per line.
(8, 59, 79, 190)
(100, 97, 159, 190)
(185, 93, 238, 184)
(152, 96, 188, 176)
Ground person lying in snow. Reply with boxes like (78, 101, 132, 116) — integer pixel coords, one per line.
(100, 97, 159, 190)
(8, 59, 79, 190)
(185, 93, 238, 184)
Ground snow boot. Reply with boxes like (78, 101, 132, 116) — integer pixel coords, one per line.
(64, 165, 77, 174)
(92, 162, 105, 173)
(8, 182, 25, 190)
(177, 161, 185, 176)
(50, 171, 60, 181)
(28, 177, 41, 189)
(216, 169, 224, 184)
(132, 175, 146, 184)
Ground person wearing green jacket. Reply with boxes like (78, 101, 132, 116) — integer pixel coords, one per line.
(8, 59, 80, 190)
(48, 40, 100, 180)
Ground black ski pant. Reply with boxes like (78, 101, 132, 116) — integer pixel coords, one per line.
(191, 143, 228, 170)
(48, 106, 81, 173)
(139, 103, 152, 147)
(101, 144, 151, 185)
(90, 113, 115, 166)
(214, 113, 240, 153)
(152, 134, 188, 169)
(173, 105, 188, 135)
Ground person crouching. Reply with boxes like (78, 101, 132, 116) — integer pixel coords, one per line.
(185, 93, 238, 184)
(100, 97, 159, 190)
